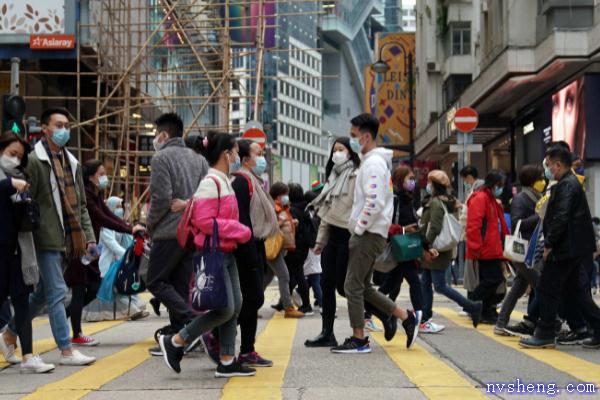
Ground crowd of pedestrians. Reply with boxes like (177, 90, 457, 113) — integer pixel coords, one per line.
(1, 109, 598, 378)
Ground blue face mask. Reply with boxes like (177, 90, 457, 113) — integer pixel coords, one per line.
(494, 186, 504, 198)
(51, 128, 71, 148)
(349, 138, 360, 154)
(464, 183, 472, 193)
(229, 154, 241, 175)
(252, 156, 267, 176)
(544, 166, 554, 181)
(113, 208, 124, 219)
(426, 183, 433, 195)
(98, 175, 109, 190)
(280, 195, 290, 206)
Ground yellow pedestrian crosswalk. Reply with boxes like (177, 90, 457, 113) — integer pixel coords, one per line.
(1, 301, 599, 399)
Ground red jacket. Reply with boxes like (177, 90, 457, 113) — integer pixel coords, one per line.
(466, 188, 509, 260)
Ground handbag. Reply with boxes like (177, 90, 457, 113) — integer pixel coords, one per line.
(391, 233, 423, 262)
(374, 242, 396, 273)
(503, 219, 529, 263)
(429, 200, 461, 252)
(177, 176, 221, 251)
(190, 219, 228, 312)
(265, 232, 285, 261)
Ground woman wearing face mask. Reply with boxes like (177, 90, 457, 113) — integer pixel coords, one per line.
(466, 170, 510, 324)
(158, 132, 255, 378)
(420, 170, 483, 329)
(265, 182, 305, 318)
(63, 160, 145, 346)
(228, 139, 280, 367)
(494, 165, 544, 336)
(0, 133, 55, 373)
(305, 137, 361, 347)
(83, 196, 149, 322)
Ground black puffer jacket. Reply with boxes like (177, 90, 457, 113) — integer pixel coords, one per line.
(510, 188, 540, 241)
(543, 171, 595, 261)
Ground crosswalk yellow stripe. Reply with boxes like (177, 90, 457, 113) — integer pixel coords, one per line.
(221, 312, 298, 400)
(21, 338, 153, 400)
(32, 318, 49, 329)
(435, 307, 600, 386)
(1, 320, 124, 368)
(371, 331, 487, 399)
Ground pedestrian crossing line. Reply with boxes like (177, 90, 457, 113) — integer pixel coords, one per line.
(21, 337, 154, 400)
(1, 320, 124, 368)
(371, 332, 487, 399)
(221, 312, 298, 400)
(435, 307, 600, 386)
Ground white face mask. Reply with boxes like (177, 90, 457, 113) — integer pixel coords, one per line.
(0, 155, 20, 173)
(331, 150, 349, 166)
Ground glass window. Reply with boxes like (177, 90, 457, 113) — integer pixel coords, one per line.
(450, 23, 471, 55)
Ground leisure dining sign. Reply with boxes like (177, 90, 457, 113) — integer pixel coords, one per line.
(29, 34, 75, 50)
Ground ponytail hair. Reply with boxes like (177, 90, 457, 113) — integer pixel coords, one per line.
(196, 131, 236, 166)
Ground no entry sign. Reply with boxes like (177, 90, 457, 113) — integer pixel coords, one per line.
(454, 107, 479, 133)
(242, 120, 267, 149)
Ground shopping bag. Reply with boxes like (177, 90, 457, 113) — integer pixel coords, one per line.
(391, 233, 423, 262)
(190, 219, 228, 312)
(503, 219, 529, 263)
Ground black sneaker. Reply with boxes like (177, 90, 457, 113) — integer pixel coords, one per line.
(505, 321, 535, 337)
(470, 301, 483, 328)
(402, 310, 421, 349)
(331, 336, 371, 354)
(148, 346, 162, 357)
(519, 336, 556, 349)
(582, 336, 600, 349)
(383, 315, 398, 342)
(215, 359, 256, 378)
(270, 301, 284, 312)
(304, 330, 338, 348)
(299, 305, 315, 316)
(159, 335, 184, 374)
(150, 298, 161, 317)
(558, 330, 592, 345)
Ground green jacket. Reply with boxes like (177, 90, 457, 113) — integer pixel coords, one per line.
(420, 196, 456, 270)
(26, 141, 95, 252)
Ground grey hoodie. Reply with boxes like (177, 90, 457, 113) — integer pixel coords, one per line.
(147, 138, 209, 240)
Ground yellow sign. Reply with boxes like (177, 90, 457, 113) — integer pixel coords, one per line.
(364, 33, 416, 156)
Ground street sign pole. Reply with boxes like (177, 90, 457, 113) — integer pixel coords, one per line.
(10, 58, 19, 95)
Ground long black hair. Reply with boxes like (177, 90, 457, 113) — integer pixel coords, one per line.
(325, 137, 360, 179)
(83, 159, 103, 186)
(197, 131, 236, 166)
(0, 132, 29, 170)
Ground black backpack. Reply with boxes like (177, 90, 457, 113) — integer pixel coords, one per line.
(115, 247, 146, 295)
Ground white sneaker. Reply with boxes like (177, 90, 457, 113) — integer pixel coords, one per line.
(365, 319, 383, 332)
(0, 332, 21, 364)
(458, 310, 469, 317)
(419, 321, 446, 334)
(59, 350, 96, 366)
(20, 355, 55, 374)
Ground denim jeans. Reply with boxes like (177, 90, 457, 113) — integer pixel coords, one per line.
(422, 268, 475, 322)
(306, 274, 323, 307)
(10, 251, 72, 350)
(180, 253, 242, 357)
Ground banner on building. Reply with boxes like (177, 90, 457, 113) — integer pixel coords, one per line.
(221, 1, 275, 48)
(364, 32, 415, 156)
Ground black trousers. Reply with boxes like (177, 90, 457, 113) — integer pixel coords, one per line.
(379, 262, 423, 311)
(0, 245, 33, 355)
(321, 226, 351, 326)
(470, 259, 505, 312)
(66, 281, 100, 337)
(537, 257, 600, 338)
(559, 255, 595, 331)
(286, 256, 310, 308)
(237, 240, 266, 355)
(147, 239, 194, 331)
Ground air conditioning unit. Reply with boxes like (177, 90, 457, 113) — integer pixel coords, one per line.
(426, 61, 440, 73)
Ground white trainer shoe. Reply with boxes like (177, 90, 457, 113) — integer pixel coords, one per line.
(0, 333, 21, 364)
(365, 319, 383, 332)
(419, 320, 446, 334)
(20, 355, 55, 374)
(59, 350, 96, 366)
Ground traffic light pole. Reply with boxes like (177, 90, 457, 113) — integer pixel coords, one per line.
(10, 58, 20, 96)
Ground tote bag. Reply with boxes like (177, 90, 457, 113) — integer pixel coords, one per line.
(190, 219, 228, 312)
(391, 233, 423, 262)
(429, 201, 461, 252)
(503, 219, 529, 263)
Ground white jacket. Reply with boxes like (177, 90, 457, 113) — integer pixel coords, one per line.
(349, 148, 394, 238)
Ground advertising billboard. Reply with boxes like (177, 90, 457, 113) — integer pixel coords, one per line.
(364, 32, 415, 155)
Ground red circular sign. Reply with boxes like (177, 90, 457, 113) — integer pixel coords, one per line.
(454, 107, 479, 133)
(242, 128, 267, 149)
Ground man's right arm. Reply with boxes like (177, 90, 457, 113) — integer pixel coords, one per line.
(147, 156, 173, 235)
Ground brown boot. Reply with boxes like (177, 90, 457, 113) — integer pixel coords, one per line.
(284, 307, 305, 318)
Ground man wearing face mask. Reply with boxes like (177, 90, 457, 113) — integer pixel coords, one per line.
(3, 108, 98, 366)
(146, 113, 209, 356)
(520, 145, 600, 349)
(332, 113, 419, 354)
